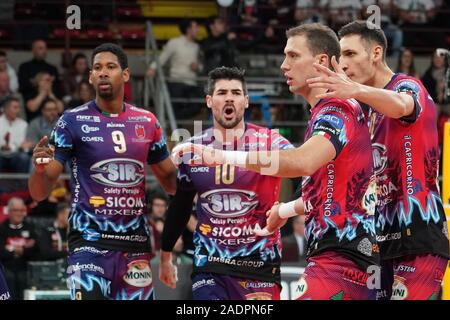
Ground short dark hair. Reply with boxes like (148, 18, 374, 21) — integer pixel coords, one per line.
(286, 23, 340, 61)
(1, 95, 20, 109)
(338, 20, 388, 61)
(72, 52, 88, 67)
(179, 19, 196, 35)
(205, 66, 247, 95)
(42, 98, 57, 109)
(91, 43, 128, 70)
(150, 192, 168, 205)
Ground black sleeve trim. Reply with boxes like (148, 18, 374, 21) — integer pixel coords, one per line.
(160, 182, 197, 252)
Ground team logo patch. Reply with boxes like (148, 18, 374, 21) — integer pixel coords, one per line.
(245, 292, 272, 300)
(135, 124, 146, 140)
(123, 260, 152, 287)
(293, 277, 308, 300)
(391, 276, 408, 300)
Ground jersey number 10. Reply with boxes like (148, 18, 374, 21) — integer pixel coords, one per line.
(215, 164, 235, 185)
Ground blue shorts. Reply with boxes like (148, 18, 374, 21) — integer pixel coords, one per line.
(67, 246, 154, 300)
(0, 263, 11, 300)
(192, 273, 280, 300)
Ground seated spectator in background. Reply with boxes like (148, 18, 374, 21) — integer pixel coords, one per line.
(62, 53, 89, 102)
(25, 71, 64, 122)
(18, 39, 62, 121)
(65, 81, 95, 110)
(202, 16, 238, 74)
(281, 215, 307, 267)
(26, 99, 59, 150)
(396, 48, 419, 78)
(0, 97, 32, 173)
(0, 197, 38, 299)
(323, 0, 362, 31)
(0, 72, 13, 104)
(38, 203, 69, 261)
(147, 19, 202, 119)
(394, 0, 444, 47)
(149, 192, 169, 222)
(362, 0, 403, 59)
(0, 51, 18, 93)
(422, 49, 446, 103)
(294, 0, 327, 25)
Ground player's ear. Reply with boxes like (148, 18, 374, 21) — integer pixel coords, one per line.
(122, 68, 130, 83)
(373, 45, 383, 63)
(88, 71, 93, 85)
(244, 95, 249, 109)
(206, 95, 212, 109)
(317, 54, 329, 68)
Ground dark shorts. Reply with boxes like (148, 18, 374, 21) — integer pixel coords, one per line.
(377, 254, 448, 300)
(192, 273, 280, 300)
(0, 263, 11, 300)
(67, 246, 154, 300)
(296, 251, 376, 300)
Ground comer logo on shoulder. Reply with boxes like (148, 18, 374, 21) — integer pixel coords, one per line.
(123, 260, 152, 287)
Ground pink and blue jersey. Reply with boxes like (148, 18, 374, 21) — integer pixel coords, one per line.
(50, 100, 169, 253)
(369, 73, 449, 260)
(177, 123, 293, 282)
(303, 97, 379, 270)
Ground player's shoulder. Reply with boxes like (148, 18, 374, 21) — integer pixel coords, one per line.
(125, 103, 160, 124)
(62, 101, 94, 122)
(245, 122, 272, 136)
(317, 97, 361, 117)
(390, 73, 426, 93)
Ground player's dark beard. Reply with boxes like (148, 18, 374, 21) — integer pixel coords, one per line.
(215, 113, 242, 129)
(97, 86, 114, 99)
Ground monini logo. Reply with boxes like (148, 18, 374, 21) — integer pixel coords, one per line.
(123, 260, 152, 287)
(199, 189, 258, 218)
(391, 275, 408, 300)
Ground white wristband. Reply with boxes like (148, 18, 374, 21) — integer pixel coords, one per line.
(223, 151, 247, 165)
(278, 201, 298, 219)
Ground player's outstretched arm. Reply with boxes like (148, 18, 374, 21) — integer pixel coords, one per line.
(159, 184, 196, 288)
(28, 136, 64, 202)
(254, 198, 305, 236)
(150, 157, 177, 195)
(307, 56, 414, 119)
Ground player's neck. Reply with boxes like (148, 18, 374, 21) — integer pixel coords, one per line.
(95, 97, 124, 115)
(303, 87, 325, 109)
(371, 63, 394, 89)
(214, 121, 245, 144)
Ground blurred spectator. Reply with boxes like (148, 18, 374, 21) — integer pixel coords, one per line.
(18, 39, 62, 121)
(323, 0, 362, 31)
(0, 97, 32, 173)
(25, 71, 64, 122)
(149, 192, 169, 222)
(65, 81, 95, 110)
(394, 0, 444, 48)
(202, 16, 238, 74)
(62, 53, 89, 100)
(294, 0, 327, 25)
(396, 48, 419, 78)
(422, 49, 446, 103)
(233, 0, 263, 50)
(0, 51, 18, 93)
(0, 197, 38, 299)
(38, 203, 69, 261)
(0, 72, 13, 104)
(395, 0, 436, 25)
(26, 99, 59, 149)
(362, 0, 403, 59)
(147, 19, 202, 119)
(281, 215, 307, 267)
